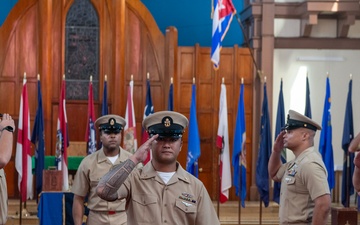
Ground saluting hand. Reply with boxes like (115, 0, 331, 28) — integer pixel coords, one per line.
(131, 134, 159, 164)
(0, 113, 15, 132)
(349, 133, 360, 153)
(354, 152, 360, 168)
(273, 130, 285, 153)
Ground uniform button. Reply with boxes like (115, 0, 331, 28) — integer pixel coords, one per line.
(164, 220, 167, 223)
(164, 204, 167, 207)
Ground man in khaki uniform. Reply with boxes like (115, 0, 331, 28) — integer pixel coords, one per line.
(96, 111, 220, 225)
(0, 113, 15, 225)
(72, 115, 132, 225)
(269, 110, 331, 225)
(349, 132, 360, 194)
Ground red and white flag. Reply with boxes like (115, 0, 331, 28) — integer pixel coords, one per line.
(123, 80, 138, 153)
(15, 77, 33, 202)
(216, 83, 232, 203)
(85, 78, 96, 154)
(55, 78, 69, 191)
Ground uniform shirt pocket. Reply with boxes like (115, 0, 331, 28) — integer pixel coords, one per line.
(175, 199, 197, 214)
(131, 194, 158, 223)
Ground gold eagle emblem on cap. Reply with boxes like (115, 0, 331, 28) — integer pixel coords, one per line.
(164, 118, 171, 127)
(110, 118, 115, 126)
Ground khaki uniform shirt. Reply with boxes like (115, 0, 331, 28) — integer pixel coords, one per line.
(0, 169, 7, 225)
(118, 162, 220, 225)
(72, 147, 132, 225)
(276, 147, 330, 224)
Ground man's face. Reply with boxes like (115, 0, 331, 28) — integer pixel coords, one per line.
(151, 136, 182, 165)
(283, 128, 307, 149)
(100, 130, 122, 151)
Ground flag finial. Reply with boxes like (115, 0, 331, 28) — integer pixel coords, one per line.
(131, 74, 133, 81)
(170, 77, 173, 84)
(193, 77, 195, 84)
(90, 75, 93, 82)
(23, 72, 26, 80)
(241, 77, 244, 84)
(222, 77, 225, 84)
(350, 74, 352, 80)
(105, 74, 107, 81)
(62, 74, 65, 80)
(147, 72, 150, 80)
(37, 74, 40, 81)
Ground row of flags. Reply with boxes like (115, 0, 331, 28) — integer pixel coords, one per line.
(14, 73, 356, 209)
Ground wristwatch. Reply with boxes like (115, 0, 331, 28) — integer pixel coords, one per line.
(1, 126, 14, 133)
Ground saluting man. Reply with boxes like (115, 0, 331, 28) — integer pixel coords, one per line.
(96, 111, 220, 225)
(72, 115, 132, 225)
(269, 110, 331, 225)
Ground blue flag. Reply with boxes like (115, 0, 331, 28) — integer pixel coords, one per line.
(168, 82, 173, 111)
(319, 77, 334, 190)
(232, 83, 246, 207)
(186, 83, 201, 177)
(341, 79, 354, 207)
(256, 82, 272, 207)
(101, 78, 108, 116)
(31, 79, 45, 201)
(305, 75, 312, 118)
(273, 79, 286, 204)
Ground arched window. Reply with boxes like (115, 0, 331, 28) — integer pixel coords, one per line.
(65, 0, 99, 100)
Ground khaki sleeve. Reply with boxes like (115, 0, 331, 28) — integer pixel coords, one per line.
(301, 162, 330, 200)
(72, 161, 90, 197)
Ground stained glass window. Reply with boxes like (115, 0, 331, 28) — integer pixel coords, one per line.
(65, 0, 99, 100)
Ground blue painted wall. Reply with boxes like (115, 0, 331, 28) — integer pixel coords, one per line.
(0, 0, 17, 27)
(0, 0, 244, 47)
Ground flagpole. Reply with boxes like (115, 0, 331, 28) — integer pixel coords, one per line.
(18, 72, 25, 225)
(346, 152, 350, 207)
(19, 199, 22, 225)
(259, 200, 263, 225)
(237, 77, 245, 225)
(238, 165, 242, 225)
(345, 74, 352, 207)
(217, 152, 220, 218)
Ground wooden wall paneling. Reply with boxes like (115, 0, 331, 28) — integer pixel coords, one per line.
(177, 46, 253, 201)
(111, 0, 125, 115)
(125, 9, 142, 79)
(0, 0, 37, 72)
(16, 5, 37, 79)
(2, 37, 16, 78)
(165, 26, 178, 108)
(38, 0, 54, 158)
(50, 0, 64, 156)
(0, 82, 16, 115)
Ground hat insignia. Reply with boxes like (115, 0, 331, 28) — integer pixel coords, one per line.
(109, 118, 115, 126)
(164, 118, 171, 127)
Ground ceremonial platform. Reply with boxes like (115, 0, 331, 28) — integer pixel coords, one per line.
(5, 199, 360, 225)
